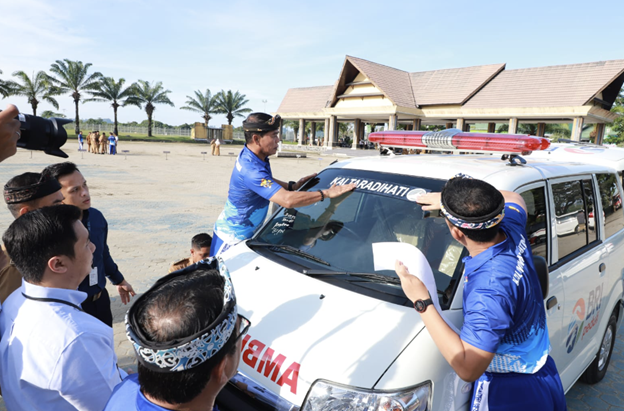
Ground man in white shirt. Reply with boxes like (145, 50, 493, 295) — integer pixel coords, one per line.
(0, 205, 125, 411)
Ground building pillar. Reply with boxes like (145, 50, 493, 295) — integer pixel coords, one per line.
(594, 123, 606, 145)
(536, 123, 546, 137)
(352, 119, 361, 150)
(388, 114, 397, 131)
(509, 118, 519, 134)
(309, 122, 316, 146)
(445, 122, 453, 129)
(297, 119, 305, 146)
(327, 115, 337, 149)
(413, 119, 421, 131)
(323, 118, 330, 147)
(487, 122, 496, 133)
(278, 117, 284, 140)
(571, 117, 584, 141)
(456, 118, 466, 132)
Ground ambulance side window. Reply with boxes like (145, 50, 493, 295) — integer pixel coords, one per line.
(552, 179, 597, 260)
(596, 173, 624, 238)
(520, 187, 548, 260)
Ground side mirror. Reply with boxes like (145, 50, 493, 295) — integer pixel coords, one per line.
(532, 255, 549, 300)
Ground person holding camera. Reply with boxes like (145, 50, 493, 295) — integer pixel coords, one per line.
(0, 104, 21, 162)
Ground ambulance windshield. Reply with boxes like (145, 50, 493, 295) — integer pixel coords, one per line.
(253, 169, 466, 309)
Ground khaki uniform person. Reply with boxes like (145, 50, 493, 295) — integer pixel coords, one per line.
(99, 132, 107, 154)
(86, 132, 92, 153)
(214, 138, 221, 156)
(91, 132, 99, 153)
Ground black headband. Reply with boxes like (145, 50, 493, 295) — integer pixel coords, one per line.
(243, 114, 281, 133)
(4, 176, 61, 205)
(126, 257, 238, 373)
(440, 174, 506, 230)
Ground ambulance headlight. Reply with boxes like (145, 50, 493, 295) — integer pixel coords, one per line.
(301, 379, 431, 411)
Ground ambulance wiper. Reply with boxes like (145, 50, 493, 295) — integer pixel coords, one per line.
(247, 241, 331, 266)
(302, 269, 401, 285)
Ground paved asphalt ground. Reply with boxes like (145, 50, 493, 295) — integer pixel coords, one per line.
(0, 142, 622, 410)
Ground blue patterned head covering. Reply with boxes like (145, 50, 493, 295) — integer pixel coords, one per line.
(440, 174, 505, 230)
(125, 257, 238, 372)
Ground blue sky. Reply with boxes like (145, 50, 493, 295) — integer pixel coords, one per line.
(1, 0, 623, 127)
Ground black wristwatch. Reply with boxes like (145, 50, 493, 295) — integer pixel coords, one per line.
(414, 298, 433, 313)
(288, 181, 296, 191)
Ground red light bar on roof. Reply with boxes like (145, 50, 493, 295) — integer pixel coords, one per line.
(369, 129, 550, 154)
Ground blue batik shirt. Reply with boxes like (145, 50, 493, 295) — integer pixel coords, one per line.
(460, 203, 550, 374)
(104, 374, 220, 411)
(213, 145, 282, 246)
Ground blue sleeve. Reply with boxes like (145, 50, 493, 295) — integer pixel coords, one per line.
(242, 168, 282, 201)
(101, 217, 124, 285)
(501, 203, 527, 232)
(460, 275, 516, 353)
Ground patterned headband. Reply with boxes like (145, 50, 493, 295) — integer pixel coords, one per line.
(4, 175, 61, 205)
(243, 114, 281, 132)
(440, 173, 505, 230)
(126, 257, 237, 372)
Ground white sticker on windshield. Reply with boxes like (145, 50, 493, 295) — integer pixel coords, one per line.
(406, 188, 427, 202)
(328, 176, 417, 199)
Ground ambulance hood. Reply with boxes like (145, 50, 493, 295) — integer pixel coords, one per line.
(223, 243, 426, 406)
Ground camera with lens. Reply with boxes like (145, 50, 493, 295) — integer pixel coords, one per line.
(0, 110, 71, 158)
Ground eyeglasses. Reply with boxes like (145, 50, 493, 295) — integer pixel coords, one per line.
(234, 314, 251, 344)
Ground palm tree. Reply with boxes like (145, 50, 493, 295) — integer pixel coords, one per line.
(180, 89, 219, 130)
(129, 80, 174, 137)
(0, 69, 13, 98)
(85, 77, 138, 135)
(8, 71, 60, 116)
(47, 59, 102, 134)
(215, 90, 252, 125)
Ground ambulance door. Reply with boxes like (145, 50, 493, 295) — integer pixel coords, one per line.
(517, 182, 564, 377)
(547, 175, 606, 390)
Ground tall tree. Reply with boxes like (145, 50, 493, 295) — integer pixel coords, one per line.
(129, 80, 174, 137)
(8, 71, 60, 116)
(85, 77, 138, 135)
(215, 90, 252, 125)
(47, 59, 102, 134)
(0, 69, 12, 98)
(180, 89, 219, 129)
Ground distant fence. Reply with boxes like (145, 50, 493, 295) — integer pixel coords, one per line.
(64, 123, 218, 137)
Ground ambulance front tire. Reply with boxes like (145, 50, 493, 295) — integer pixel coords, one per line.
(581, 312, 617, 384)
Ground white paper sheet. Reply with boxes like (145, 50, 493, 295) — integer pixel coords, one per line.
(372, 242, 459, 332)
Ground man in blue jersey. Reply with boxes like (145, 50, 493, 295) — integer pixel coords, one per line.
(395, 176, 567, 411)
(211, 112, 355, 256)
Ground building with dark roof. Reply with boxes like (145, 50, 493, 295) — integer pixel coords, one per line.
(276, 56, 624, 147)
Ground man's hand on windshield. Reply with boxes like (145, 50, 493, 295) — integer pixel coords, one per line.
(326, 183, 357, 199)
(415, 192, 441, 211)
(294, 173, 317, 190)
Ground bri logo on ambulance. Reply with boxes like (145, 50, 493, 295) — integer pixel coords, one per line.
(566, 284, 603, 354)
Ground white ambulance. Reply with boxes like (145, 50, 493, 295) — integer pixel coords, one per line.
(217, 130, 624, 411)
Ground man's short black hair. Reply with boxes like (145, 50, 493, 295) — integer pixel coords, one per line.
(42, 162, 80, 181)
(5, 172, 41, 217)
(2, 205, 81, 284)
(441, 178, 504, 243)
(191, 233, 212, 249)
(244, 112, 274, 144)
(137, 267, 238, 404)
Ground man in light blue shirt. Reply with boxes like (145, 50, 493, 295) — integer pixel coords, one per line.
(0, 205, 125, 411)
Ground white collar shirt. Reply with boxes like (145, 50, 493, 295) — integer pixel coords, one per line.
(0, 282, 124, 411)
